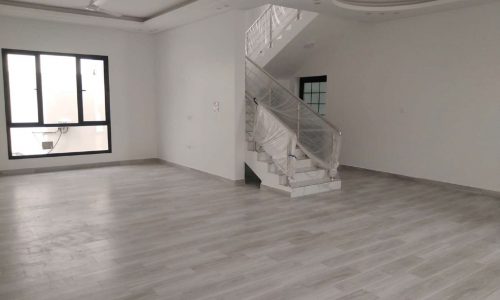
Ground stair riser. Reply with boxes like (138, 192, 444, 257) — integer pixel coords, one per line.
(284, 169, 327, 183)
(294, 148, 306, 159)
(291, 181, 342, 198)
(268, 159, 313, 173)
(295, 159, 313, 169)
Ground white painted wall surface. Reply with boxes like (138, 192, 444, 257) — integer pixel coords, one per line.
(0, 16, 158, 170)
(283, 2, 500, 192)
(245, 5, 269, 29)
(155, 11, 246, 181)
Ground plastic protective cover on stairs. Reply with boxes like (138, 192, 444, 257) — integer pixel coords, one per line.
(253, 105, 296, 178)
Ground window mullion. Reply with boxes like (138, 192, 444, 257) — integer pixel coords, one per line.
(76, 57, 84, 124)
(35, 54, 44, 125)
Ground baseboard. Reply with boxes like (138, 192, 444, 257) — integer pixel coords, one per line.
(340, 165, 500, 199)
(157, 159, 245, 186)
(0, 158, 161, 176)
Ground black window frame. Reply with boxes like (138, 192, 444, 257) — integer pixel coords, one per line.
(299, 75, 327, 116)
(2, 48, 112, 160)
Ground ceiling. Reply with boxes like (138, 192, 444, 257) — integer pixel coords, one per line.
(336, 0, 437, 6)
(12, 0, 195, 18)
(0, 0, 495, 33)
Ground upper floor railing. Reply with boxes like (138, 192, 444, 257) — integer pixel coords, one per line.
(245, 5, 301, 59)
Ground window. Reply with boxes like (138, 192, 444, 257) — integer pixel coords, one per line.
(2, 49, 111, 159)
(299, 75, 327, 116)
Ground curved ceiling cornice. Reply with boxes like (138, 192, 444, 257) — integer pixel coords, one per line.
(331, 0, 468, 12)
(336, 0, 437, 7)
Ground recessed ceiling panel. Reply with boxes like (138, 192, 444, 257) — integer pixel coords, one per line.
(102, 0, 195, 18)
(336, 0, 437, 7)
(13, 0, 195, 18)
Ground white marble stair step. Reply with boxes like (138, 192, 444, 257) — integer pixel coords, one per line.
(289, 178, 342, 198)
(257, 148, 313, 168)
(289, 177, 331, 188)
(294, 148, 307, 159)
(268, 158, 314, 175)
(286, 166, 327, 183)
(295, 157, 313, 169)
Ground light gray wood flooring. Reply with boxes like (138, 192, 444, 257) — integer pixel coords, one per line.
(1, 163, 500, 300)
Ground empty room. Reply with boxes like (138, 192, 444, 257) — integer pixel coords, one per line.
(0, 0, 499, 299)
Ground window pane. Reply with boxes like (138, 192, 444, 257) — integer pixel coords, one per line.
(303, 93, 311, 102)
(304, 83, 312, 93)
(318, 104, 326, 115)
(7, 54, 38, 123)
(311, 93, 319, 103)
(41, 55, 78, 124)
(10, 126, 109, 157)
(312, 82, 320, 93)
(319, 93, 326, 104)
(320, 82, 327, 93)
(81, 59, 106, 121)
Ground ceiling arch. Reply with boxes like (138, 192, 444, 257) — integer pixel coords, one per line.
(336, 0, 437, 7)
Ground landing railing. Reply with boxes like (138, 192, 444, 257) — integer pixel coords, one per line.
(246, 57, 342, 177)
(245, 5, 301, 59)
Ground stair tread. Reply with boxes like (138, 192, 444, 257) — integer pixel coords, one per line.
(289, 177, 335, 188)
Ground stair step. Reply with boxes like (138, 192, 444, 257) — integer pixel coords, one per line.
(295, 158, 313, 169)
(287, 168, 327, 183)
(294, 148, 306, 159)
(295, 166, 317, 173)
(289, 177, 333, 188)
(290, 178, 341, 198)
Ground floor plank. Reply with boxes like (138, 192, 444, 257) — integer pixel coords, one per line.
(0, 163, 499, 299)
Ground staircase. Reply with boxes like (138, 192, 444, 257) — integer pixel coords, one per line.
(245, 5, 342, 198)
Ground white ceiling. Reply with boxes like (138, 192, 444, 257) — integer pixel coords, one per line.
(0, 0, 496, 33)
(14, 0, 196, 18)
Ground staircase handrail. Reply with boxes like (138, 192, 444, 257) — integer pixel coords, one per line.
(246, 57, 342, 136)
(245, 5, 301, 57)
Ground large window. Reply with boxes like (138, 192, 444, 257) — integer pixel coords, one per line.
(299, 75, 327, 116)
(2, 49, 111, 159)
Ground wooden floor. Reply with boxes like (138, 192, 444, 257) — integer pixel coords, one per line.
(1, 163, 500, 300)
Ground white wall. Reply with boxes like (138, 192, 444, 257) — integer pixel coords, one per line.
(245, 5, 269, 29)
(0, 16, 158, 170)
(155, 11, 246, 181)
(288, 2, 500, 192)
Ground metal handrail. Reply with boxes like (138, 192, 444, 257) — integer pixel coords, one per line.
(246, 56, 342, 136)
(246, 5, 301, 57)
